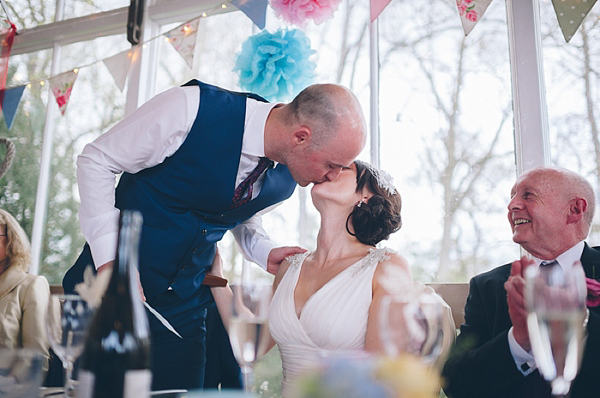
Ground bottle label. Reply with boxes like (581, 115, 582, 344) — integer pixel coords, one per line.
(124, 369, 152, 398)
(77, 370, 95, 398)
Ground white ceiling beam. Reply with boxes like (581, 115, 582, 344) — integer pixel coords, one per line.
(11, 0, 233, 55)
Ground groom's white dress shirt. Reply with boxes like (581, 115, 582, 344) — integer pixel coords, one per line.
(77, 85, 282, 270)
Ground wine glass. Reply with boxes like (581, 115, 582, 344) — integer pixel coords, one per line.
(379, 289, 447, 366)
(228, 283, 272, 393)
(46, 294, 95, 397)
(525, 261, 587, 397)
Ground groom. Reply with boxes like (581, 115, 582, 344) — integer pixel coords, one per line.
(62, 80, 366, 390)
(442, 167, 600, 398)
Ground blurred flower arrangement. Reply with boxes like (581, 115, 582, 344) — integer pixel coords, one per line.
(233, 28, 316, 102)
(270, 0, 342, 27)
(290, 354, 441, 398)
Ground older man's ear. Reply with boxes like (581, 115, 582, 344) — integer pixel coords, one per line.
(566, 198, 587, 224)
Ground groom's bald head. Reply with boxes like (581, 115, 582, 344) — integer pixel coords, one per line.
(265, 83, 366, 186)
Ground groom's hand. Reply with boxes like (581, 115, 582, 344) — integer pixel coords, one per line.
(267, 246, 307, 275)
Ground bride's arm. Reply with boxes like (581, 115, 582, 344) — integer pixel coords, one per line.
(364, 253, 412, 354)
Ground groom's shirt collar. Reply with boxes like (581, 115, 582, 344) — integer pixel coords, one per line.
(243, 100, 282, 158)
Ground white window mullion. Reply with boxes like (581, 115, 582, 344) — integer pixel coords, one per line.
(30, 0, 66, 275)
(506, 0, 550, 175)
(369, 19, 380, 168)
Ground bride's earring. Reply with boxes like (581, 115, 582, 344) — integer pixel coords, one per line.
(356, 198, 366, 208)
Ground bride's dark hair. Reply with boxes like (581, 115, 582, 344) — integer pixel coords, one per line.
(346, 161, 402, 246)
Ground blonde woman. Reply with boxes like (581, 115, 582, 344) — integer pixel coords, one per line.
(0, 209, 50, 359)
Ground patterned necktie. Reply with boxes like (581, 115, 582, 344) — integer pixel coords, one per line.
(540, 260, 558, 268)
(230, 157, 273, 209)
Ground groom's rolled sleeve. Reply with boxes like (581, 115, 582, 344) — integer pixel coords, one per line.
(231, 207, 278, 270)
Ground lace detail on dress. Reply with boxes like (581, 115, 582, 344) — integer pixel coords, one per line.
(287, 252, 311, 270)
(352, 247, 395, 275)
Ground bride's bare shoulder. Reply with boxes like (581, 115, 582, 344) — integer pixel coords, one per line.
(273, 252, 307, 291)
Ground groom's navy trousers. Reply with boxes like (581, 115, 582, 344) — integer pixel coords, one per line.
(63, 80, 296, 391)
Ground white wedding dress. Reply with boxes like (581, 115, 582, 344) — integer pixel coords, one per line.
(269, 247, 393, 396)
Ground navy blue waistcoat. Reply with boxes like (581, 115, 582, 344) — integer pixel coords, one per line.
(64, 80, 296, 310)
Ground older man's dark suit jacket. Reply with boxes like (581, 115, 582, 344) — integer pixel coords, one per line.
(442, 243, 600, 398)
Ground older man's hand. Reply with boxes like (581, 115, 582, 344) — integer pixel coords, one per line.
(504, 256, 535, 351)
(267, 246, 307, 275)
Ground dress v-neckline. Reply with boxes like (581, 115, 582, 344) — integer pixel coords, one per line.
(292, 252, 369, 319)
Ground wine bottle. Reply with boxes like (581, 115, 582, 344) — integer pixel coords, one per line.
(78, 210, 152, 398)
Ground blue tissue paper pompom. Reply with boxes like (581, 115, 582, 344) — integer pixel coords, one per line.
(234, 29, 317, 102)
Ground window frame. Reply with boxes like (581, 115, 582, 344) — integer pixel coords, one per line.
(12, 0, 551, 274)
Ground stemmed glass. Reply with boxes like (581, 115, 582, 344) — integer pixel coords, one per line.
(379, 289, 448, 367)
(525, 261, 587, 397)
(46, 294, 94, 397)
(227, 283, 272, 393)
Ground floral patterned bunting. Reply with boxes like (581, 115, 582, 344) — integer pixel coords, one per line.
(49, 70, 77, 116)
(456, 0, 493, 36)
(551, 0, 597, 43)
(165, 19, 199, 69)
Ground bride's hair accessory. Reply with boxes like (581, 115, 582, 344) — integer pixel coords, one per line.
(366, 164, 396, 195)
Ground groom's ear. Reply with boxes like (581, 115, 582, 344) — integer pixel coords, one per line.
(291, 126, 311, 146)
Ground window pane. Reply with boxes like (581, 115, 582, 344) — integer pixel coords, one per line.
(1, 34, 130, 283)
(378, 0, 518, 282)
(62, 0, 130, 20)
(541, 5, 600, 243)
(1, 49, 54, 270)
(6, 0, 57, 30)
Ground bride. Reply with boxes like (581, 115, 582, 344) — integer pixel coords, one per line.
(210, 160, 413, 395)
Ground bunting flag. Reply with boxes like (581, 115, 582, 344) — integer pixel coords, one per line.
(231, 0, 268, 30)
(370, 0, 391, 22)
(551, 0, 597, 43)
(1, 85, 25, 129)
(0, 21, 17, 111)
(165, 19, 200, 69)
(102, 48, 135, 92)
(456, 0, 493, 36)
(49, 70, 78, 116)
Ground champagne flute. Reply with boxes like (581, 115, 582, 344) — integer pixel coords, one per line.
(525, 261, 587, 397)
(46, 294, 94, 397)
(228, 283, 272, 393)
(379, 290, 447, 366)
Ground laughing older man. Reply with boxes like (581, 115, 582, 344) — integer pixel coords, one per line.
(442, 167, 600, 398)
